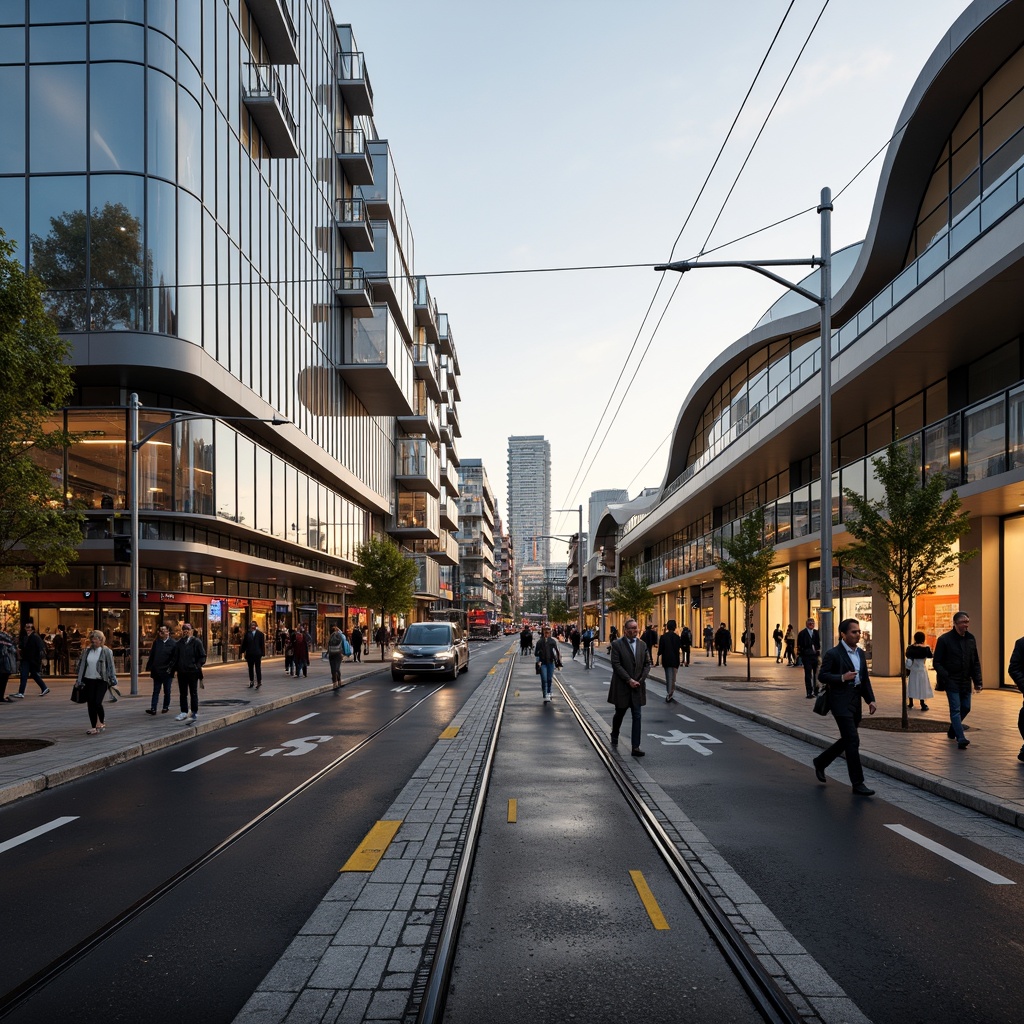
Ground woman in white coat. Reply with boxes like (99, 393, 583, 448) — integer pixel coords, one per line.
(905, 630, 933, 711)
(75, 630, 118, 734)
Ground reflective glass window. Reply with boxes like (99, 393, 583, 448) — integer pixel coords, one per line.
(89, 0, 144, 21)
(236, 434, 255, 529)
(29, 23, 84, 60)
(177, 0, 202, 73)
(0, 65, 25, 174)
(148, 3, 174, 37)
(29, 174, 87, 329)
(215, 420, 236, 521)
(983, 45, 1024, 115)
(964, 396, 1006, 482)
(147, 69, 176, 181)
(147, 27, 175, 77)
(30, 0, 85, 23)
(1009, 385, 1024, 469)
(90, 63, 143, 172)
(30, 64, 86, 172)
(66, 407, 126, 503)
(0, 0, 23, 25)
(255, 446, 270, 533)
(271, 456, 285, 539)
(137, 412, 172, 509)
(146, 177, 176, 332)
(89, 22, 143, 62)
(89, 174, 145, 331)
(177, 190, 202, 343)
(174, 417, 213, 514)
(0, 26, 24, 63)
(0, 178, 25, 262)
(178, 86, 200, 194)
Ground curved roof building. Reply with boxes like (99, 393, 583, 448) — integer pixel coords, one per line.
(618, 0, 1024, 681)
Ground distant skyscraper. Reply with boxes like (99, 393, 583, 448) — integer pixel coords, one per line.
(507, 436, 551, 571)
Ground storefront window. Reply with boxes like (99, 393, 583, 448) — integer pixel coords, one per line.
(137, 411, 172, 508)
(174, 416, 213, 514)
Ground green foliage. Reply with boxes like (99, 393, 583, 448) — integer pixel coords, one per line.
(718, 507, 787, 679)
(351, 535, 418, 623)
(607, 570, 655, 623)
(840, 439, 975, 727)
(547, 596, 569, 624)
(0, 229, 83, 584)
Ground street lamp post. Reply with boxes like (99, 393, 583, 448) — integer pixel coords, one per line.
(128, 392, 287, 695)
(655, 187, 835, 648)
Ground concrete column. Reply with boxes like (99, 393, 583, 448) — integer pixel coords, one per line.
(869, 590, 900, 677)
(790, 558, 808, 630)
(959, 515, 1000, 685)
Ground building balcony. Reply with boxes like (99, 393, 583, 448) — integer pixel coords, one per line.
(442, 459, 459, 497)
(341, 306, 415, 416)
(336, 198, 374, 252)
(441, 355, 461, 403)
(396, 438, 441, 496)
(412, 342, 442, 402)
(414, 277, 440, 345)
(337, 51, 373, 116)
(397, 401, 439, 442)
(446, 401, 462, 438)
(333, 266, 374, 316)
(336, 129, 374, 185)
(411, 553, 441, 598)
(425, 531, 459, 566)
(438, 312, 455, 358)
(241, 64, 298, 157)
(446, 437, 460, 468)
(391, 491, 440, 540)
(246, 0, 299, 64)
(440, 501, 459, 531)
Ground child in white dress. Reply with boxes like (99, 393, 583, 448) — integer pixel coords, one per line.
(906, 630, 933, 711)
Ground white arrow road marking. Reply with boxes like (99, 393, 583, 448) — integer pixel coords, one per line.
(260, 735, 333, 757)
(885, 824, 1016, 885)
(391, 685, 416, 693)
(173, 747, 238, 772)
(0, 816, 78, 855)
(346, 689, 371, 700)
(675, 712, 696, 723)
(289, 712, 319, 724)
(647, 730, 722, 755)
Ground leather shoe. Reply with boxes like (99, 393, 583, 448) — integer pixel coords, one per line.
(958, 740, 970, 749)
(813, 761, 827, 783)
(610, 734, 618, 747)
(630, 748, 645, 757)
(851, 783, 874, 796)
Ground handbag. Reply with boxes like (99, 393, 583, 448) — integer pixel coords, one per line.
(106, 684, 120, 703)
(812, 687, 830, 716)
(70, 684, 87, 704)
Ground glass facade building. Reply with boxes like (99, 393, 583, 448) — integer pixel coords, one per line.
(0, 1, 461, 661)
(613, 0, 1024, 688)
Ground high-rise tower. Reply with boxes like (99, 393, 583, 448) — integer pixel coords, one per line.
(506, 435, 551, 573)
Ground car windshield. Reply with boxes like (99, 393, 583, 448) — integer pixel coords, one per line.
(402, 625, 451, 645)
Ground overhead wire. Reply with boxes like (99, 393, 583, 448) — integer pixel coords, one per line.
(552, 0, 800, 533)
(555, 0, 833, 533)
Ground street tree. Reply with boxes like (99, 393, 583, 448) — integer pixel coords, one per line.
(0, 229, 84, 589)
(607, 570, 655, 626)
(547, 595, 569, 626)
(840, 439, 975, 728)
(351, 535, 418, 659)
(717, 507, 787, 680)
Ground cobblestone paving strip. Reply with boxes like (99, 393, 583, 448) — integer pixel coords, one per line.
(234, 663, 509, 1024)
(564, 680, 871, 1024)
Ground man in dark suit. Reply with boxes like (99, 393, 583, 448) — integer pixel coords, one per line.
(608, 618, 651, 757)
(933, 611, 982, 750)
(812, 617, 877, 795)
(797, 617, 821, 697)
(1007, 633, 1024, 763)
(239, 620, 266, 688)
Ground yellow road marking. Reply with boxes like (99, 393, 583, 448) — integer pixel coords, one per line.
(508, 799, 517, 823)
(513, 689, 520, 697)
(340, 820, 403, 872)
(630, 870, 670, 930)
(440, 726, 460, 739)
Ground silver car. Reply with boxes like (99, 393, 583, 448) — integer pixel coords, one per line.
(391, 622, 469, 682)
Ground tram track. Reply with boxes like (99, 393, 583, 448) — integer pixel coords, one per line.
(0, 679, 449, 1021)
(416, 654, 803, 1024)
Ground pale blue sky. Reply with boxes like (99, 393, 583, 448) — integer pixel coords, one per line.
(333, 0, 974, 542)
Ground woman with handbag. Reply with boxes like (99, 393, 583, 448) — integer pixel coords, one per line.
(75, 630, 118, 734)
(905, 631, 933, 711)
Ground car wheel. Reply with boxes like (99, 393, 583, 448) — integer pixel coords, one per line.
(460, 655, 469, 674)
(391, 668, 404, 682)
(446, 661, 458, 681)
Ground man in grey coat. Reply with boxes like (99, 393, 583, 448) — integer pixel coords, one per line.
(608, 618, 651, 757)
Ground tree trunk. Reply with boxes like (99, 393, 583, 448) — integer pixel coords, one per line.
(899, 598, 908, 730)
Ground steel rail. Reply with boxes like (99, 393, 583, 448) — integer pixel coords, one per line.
(552, 674, 804, 1024)
(0, 679, 449, 1020)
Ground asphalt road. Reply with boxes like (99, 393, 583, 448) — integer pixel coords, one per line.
(0, 642, 508, 1024)
(564, 655, 1024, 1024)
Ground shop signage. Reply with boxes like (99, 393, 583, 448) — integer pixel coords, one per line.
(160, 593, 177, 601)
(275, 603, 290, 613)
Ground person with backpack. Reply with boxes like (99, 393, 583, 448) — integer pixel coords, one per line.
(680, 624, 693, 667)
(657, 620, 684, 703)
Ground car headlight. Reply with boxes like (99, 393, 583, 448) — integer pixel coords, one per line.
(436, 650, 454, 660)
(392, 650, 405, 660)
